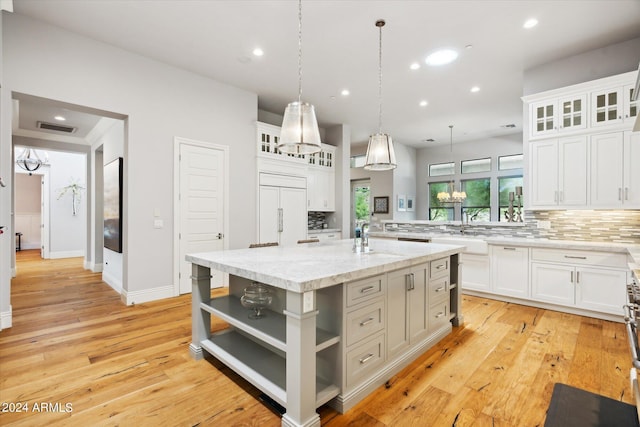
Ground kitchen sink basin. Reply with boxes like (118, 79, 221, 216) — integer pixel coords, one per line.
(430, 236, 488, 254)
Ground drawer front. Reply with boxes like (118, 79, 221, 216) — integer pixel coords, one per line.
(346, 299, 385, 347)
(531, 248, 627, 268)
(430, 257, 450, 279)
(345, 333, 385, 389)
(346, 274, 386, 307)
(429, 301, 450, 331)
(429, 275, 449, 304)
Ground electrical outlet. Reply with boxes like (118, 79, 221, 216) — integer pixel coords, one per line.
(537, 220, 551, 229)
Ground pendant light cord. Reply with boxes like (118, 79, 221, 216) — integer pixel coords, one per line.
(377, 20, 385, 134)
(297, 0, 303, 104)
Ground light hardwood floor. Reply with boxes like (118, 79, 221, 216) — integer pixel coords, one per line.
(0, 250, 632, 426)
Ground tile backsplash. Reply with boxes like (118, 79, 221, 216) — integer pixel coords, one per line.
(308, 211, 327, 230)
(383, 210, 640, 244)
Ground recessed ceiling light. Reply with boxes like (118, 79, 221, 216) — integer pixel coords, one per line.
(341, 89, 350, 96)
(419, 100, 428, 107)
(523, 18, 538, 29)
(252, 47, 264, 57)
(425, 49, 458, 66)
(54, 115, 66, 121)
(410, 62, 420, 70)
(470, 86, 480, 93)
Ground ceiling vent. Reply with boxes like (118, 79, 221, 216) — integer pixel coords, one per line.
(36, 121, 77, 134)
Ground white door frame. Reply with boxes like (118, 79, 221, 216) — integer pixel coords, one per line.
(173, 137, 229, 296)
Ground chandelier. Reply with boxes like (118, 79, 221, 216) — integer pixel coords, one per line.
(16, 147, 48, 172)
(436, 125, 466, 204)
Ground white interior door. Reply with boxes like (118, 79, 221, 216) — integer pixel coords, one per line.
(179, 143, 225, 294)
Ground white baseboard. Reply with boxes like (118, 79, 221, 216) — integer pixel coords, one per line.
(19, 243, 41, 251)
(49, 250, 85, 259)
(102, 270, 123, 294)
(1, 306, 13, 329)
(84, 260, 103, 272)
(121, 285, 175, 306)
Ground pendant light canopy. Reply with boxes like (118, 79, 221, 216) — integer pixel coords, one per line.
(364, 19, 396, 171)
(437, 125, 466, 203)
(278, 0, 322, 155)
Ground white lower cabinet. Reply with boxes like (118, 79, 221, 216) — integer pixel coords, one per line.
(460, 253, 489, 292)
(530, 248, 628, 316)
(490, 245, 530, 298)
(386, 263, 429, 360)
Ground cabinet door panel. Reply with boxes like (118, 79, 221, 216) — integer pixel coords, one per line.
(558, 136, 587, 206)
(408, 266, 428, 343)
(530, 140, 558, 206)
(624, 131, 640, 207)
(576, 267, 627, 315)
(387, 268, 410, 358)
(590, 132, 624, 207)
(531, 263, 574, 306)
(491, 246, 529, 298)
(460, 253, 490, 291)
(259, 185, 280, 244)
(279, 187, 307, 246)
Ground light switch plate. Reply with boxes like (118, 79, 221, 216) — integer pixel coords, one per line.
(153, 219, 163, 229)
(303, 291, 314, 313)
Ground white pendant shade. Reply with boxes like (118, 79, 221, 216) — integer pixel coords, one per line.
(364, 133, 396, 170)
(278, 101, 322, 155)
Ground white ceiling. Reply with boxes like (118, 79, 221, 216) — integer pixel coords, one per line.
(11, 0, 640, 147)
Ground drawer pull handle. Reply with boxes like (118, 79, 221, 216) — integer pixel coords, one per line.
(435, 311, 446, 319)
(503, 247, 516, 251)
(360, 286, 375, 293)
(564, 255, 587, 260)
(360, 317, 375, 326)
(435, 286, 445, 293)
(359, 353, 375, 364)
(436, 264, 446, 270)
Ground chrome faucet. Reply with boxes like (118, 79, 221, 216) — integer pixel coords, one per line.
(354, 221, 370, 252)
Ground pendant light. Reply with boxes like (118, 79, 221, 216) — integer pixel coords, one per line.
(364, 19, 396, 171)
(16, 147, 48, 172)
(278, 0, 322, 155)
(437, 125, 466, 203)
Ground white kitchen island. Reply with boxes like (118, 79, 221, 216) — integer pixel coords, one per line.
(187, 239, 463, 427)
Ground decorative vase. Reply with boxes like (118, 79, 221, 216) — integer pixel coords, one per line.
(240, 282, 273, 319)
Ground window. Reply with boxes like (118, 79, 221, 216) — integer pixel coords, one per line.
(350, 155, 366, 168)
(461, 158, 491, 174)
(429, 162, 454, 177)
(498, 176, 524, 222)
(498, 154, 523, 170)
(461, 178, 490, 221)
(428, 182, 453, 221)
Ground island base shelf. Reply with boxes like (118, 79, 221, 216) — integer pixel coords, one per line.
(201, 330, 340, 409)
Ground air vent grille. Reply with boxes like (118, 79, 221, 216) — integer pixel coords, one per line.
(36, 121, 77, 134)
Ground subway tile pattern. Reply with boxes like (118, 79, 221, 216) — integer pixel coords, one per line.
(383, 210, 640, 244)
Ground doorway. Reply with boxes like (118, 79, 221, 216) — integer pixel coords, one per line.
(351, 179, 371, 238)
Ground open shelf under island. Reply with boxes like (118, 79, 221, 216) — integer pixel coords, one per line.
(187, 239, 464, 427)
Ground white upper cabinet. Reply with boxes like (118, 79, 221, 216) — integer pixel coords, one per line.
(524, 70, 638, 210)
(530, 94, 587, 138)
(529, 136, 587, 208)
(307, 144, 336, 212)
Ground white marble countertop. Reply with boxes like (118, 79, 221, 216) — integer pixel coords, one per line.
(307, 228, 341, 233)
(186, 239, 463, 293)
(369, 231, 638, 254)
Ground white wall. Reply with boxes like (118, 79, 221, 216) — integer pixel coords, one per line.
(523, 37, 640, 96)
(392, 143, 417, 222)
(0, 12, 258, 312)
(416, 133, 523, 220)
(48, 150, 86, 257)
